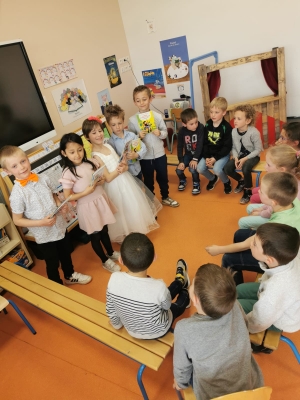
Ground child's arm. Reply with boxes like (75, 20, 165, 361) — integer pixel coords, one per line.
(205, 236, 253, 256)
(62, 181, 98, 202)
(106, 288, 123, 330)
(173, 323, 193, 390)
(13, 212, 56, 228)
(93, 154, 127, 183)
(247, 129, 263, 159)
(190, 123, 204, 169)
(152, 115, 167, 139)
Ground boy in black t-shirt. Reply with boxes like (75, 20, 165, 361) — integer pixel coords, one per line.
(176, 109, 204, 195)
(197, 97, 233, 194)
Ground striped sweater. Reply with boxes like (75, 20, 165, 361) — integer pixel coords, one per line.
(106, 272, 172, 339)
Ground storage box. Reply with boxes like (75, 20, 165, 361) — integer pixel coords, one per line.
(170, 99, 190, 110)
(0, 228, 10, 248)
(3, 248, 29, 268)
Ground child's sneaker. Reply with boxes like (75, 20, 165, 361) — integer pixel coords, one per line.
(162, 197, 180, 207)
(224, 180, 232, 194)
(206, 175, 219, 191)
(108, 251, 120, 260)
(103, 258, 121, 273)
(175, 259, 190, 288)
(178, 180, 187, 191)
(234, 179, 245, 193)
(240, 189, 252, 204)
(65, 271, 92, 285)
(192, 183, 200, 195)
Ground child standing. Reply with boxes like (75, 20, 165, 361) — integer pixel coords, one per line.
(176, 108, 204, 195)
(237, 223, 300, 352)
(173, 264, 263, 400)
(0, 145, 92, 285)
(197, 97, 233, 194)
(82, 117, 161, 244)
(59, 133, 121, 273)
(239, 145, 300, 229)
(128, 85, 179, 207)
(106, 233, 190, 339)
(224, 104, 263, 204)
(106, 104, 147, 181)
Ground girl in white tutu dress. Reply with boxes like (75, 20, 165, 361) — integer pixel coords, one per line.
(59, 133, 123, 273)
(82, 116, 162, 243)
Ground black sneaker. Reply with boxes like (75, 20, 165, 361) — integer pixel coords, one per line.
(175, 259, 190, 288)
(251, 343, 273, 354)
(206, 174, 219, 191)
(192, 183, 201, 195)
(240, 189, 252, 204)
(224, 180, 232, 194)
(234, 179, 245, 193)
(178, 180, 187, 191)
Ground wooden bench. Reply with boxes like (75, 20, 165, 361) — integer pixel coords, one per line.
(166, 155, 265, 187)
(0, 261, 174, 400)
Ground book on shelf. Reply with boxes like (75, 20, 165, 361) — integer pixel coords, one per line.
(137, 111, 156, 133)
(0, 227, 10, 248)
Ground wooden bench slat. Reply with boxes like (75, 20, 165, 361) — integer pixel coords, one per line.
(0, 276, 166, 371)
(0, 267, 173, 358)
(249, 331, 265, 346)
(263, 330, 281, 350)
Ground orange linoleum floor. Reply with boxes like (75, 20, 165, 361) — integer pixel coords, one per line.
(0, 152, 299, 400)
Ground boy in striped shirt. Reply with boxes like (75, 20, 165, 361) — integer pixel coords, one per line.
(106, 233, 190, 339)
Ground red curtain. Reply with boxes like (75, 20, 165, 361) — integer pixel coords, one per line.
(207, 70, 221, 101)
(261, 58, 278, 96)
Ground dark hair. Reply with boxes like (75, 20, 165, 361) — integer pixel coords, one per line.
(120, 233, 154, 272)
(194, 264, 236, 319)
(82, 118, 102, 139)
(133, 85, 151, 100)
(262, 172, 298, 206)
(180, 108, 198, 124)
(105, 104, 125, 124)
(282, 122, 300, 147)
(60, 133, 96, 178)
(256, 223, 300, 265)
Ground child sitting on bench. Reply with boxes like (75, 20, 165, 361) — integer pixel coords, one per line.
(237, 223, 300, 353)
(173, 263, 263, 400)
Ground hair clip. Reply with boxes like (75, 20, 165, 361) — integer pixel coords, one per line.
(296, 150, 300, 159)
(88, 116, 102, 124)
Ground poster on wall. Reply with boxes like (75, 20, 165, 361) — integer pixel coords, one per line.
(103, 55, 122, 88)
(142, 68, 166, 98)
(39, 59, 77, 88)
(97, 88, 112, 114)
(51, 79, 92, 126)
(159, 36, 190, 84)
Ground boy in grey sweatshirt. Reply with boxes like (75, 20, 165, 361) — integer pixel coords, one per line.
(173, 264, 263, 400)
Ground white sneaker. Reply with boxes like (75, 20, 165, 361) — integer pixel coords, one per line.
(103, 258, 121, 273)
(108, 251, 120, 260)
(65, 271, 92, 285)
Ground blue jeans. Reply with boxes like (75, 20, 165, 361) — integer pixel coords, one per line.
(238, 204, 269, 229)
(197, 154, 230, 183)
(222, 229, 264, 285)
(176, 154, 200, 184)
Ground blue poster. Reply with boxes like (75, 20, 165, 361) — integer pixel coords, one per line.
(142, 68, 166, 98)
(160, 36, 190, 84)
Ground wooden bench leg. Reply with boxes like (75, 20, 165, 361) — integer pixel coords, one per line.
(255, 171, 262, 187)
(280, 336, 300, 364)
(137, 364, 149, 400)
(175, 389, 184, 400)
(8, 300, 36, 335)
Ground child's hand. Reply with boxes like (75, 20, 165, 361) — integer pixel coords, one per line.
(173, 379, 181, 391)
(205, 245, 221, 256)
(236, 157, 247, 169)
(139, 131, 147, 139)
(152, 129, 161, 137)
(85, 182, 97, 195)
(189, 160, 198, 169)
(126, 151, 138, 160)
(250, 210, 261, 216)
(206, 157, 216, 167)
(117, 163, 127, 174)
(177, 162, 185, 170)
(41, 215, 56, 227)
(234, 157, 240, 169)
(95, 176, 105, 186)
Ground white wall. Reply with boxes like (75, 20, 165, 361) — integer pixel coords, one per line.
(118, 0, 300, 123)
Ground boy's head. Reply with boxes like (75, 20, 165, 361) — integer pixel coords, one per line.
(260, 172, 298, 207)
(277, 122, 300, 150)
(105, 104, 125, 124)
(133, 85, 152, 113)
(190, 263, 236, 319)
(120, 232, 155, 273)
(210, 97, 227, 125)
(0, 145, 31, 179)
(251, 223, 299, 267)
(234, 104, 256, 127)
(180, 108, 198, 132)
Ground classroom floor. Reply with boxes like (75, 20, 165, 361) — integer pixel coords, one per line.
(1, 149, 299, 400)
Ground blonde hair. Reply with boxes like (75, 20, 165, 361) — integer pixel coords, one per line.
(210, 97, 228, 111)
(234, 104, 256, 126)
(267, 144, 300, 176)
(0, 145, 27, 169)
